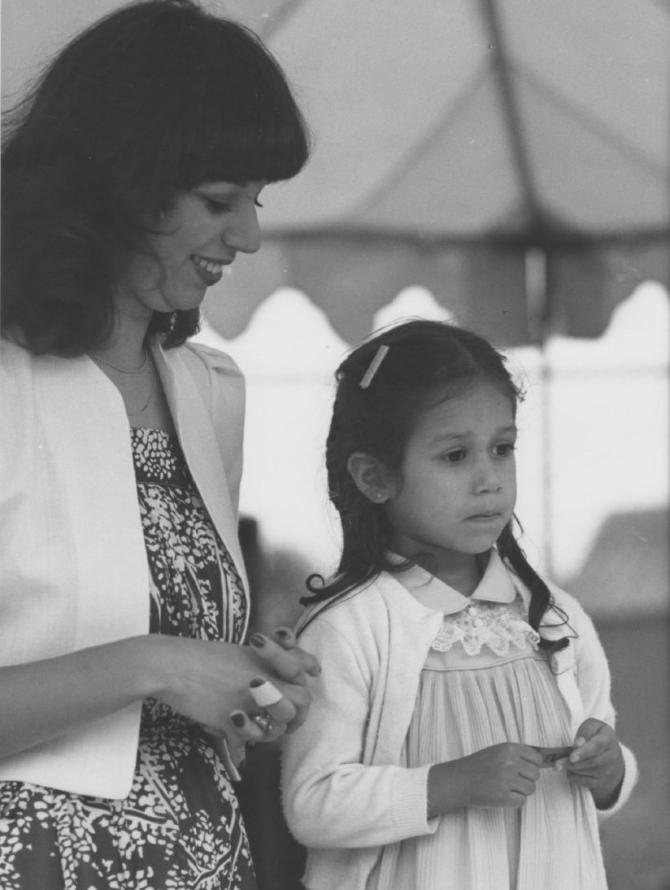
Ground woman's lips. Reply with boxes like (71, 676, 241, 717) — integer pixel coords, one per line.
(191, 254, 227, 285)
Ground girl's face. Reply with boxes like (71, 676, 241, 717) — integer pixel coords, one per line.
(383, 380, 517, 577)
(119, 180, 265, 316)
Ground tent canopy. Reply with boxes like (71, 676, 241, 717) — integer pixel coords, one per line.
(204, 0, 669, 344)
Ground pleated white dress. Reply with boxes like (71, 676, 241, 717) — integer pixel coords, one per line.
(368, 561, 608, 890)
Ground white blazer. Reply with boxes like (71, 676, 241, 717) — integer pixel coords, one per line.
(0, 337, 249, 798)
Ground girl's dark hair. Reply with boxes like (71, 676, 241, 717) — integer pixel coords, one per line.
(1, 0, 309, 356)
(304, 319, 569, 653)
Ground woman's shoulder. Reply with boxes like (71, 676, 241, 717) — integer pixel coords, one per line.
(178, 340, 244, 380)
(1, 337, 31, 374)
(162, 340, 245, 409)
(0, 339, 64, 396)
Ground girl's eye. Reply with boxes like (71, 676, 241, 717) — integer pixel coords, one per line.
(442, 449, 466, 463)
(494, 442, 516, 457)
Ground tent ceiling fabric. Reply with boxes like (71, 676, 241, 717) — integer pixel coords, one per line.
(205, 0, 669, 345)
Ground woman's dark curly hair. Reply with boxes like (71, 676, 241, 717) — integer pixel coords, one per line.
(1, 0, 309, 356)
(303, 320, 570, 654)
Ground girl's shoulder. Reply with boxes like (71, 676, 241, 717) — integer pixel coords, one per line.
(504, 561, 596, 647)
(297, 570, 438, 640)
(539, 580, 600, 654)
(297, 572, 409, 635)
(298, 578, 381, 628)
(504, 557, 592, 626)
(545, 580, 593, 624)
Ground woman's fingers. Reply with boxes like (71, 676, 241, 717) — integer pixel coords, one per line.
(249, 674, 311, 732)
(250, 677, 297, 725)
(249, 632, 320, 683)
(270, 627, 297, 647)
(268, 628, 322, 678)
(229, 710, 287, 744)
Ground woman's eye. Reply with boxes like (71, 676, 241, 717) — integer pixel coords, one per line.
(494, 442, 516, 457)
(204, 198, 231, 215)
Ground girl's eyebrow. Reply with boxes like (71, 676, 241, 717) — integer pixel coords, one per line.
(430, 424, 518, 445)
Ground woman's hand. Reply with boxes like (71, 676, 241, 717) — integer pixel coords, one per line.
(224, 628, 321, 744)
(149, 630, 319, 745)
(563, 718, 625, 808)
(250, 627, 321, 696)
(0, 630, 320, 760)
(428, 743, 543, 817)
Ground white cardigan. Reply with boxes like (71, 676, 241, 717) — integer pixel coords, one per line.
(281, 565, 638, 890)
(0, 338, 249, 799)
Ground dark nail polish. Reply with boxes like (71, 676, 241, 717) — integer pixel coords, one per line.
(250, 634, 266, 647)
(231, 712, 245, 728)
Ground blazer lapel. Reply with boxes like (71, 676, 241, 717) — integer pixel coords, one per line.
(153, 345, 250, 602)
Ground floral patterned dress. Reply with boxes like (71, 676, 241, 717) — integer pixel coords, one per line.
(0, 428, 256, 890)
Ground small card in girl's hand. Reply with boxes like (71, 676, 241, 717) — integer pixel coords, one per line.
(533, 746, 573, 767)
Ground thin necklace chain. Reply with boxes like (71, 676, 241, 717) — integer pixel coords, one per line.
(125, 364, 157, 416)
(89, 349, 149, 374)
(90, 349, 156, 415)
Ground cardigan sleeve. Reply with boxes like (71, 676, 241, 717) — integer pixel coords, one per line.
(281, 613, 437, 849)
(553, 588, 638, 818)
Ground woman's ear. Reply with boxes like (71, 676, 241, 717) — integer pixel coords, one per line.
(347, 453, 395, 504)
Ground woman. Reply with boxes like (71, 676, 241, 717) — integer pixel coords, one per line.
(0, 2, 315, 887)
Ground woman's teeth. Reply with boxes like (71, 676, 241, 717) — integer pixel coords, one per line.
(193, 256, 223, 276)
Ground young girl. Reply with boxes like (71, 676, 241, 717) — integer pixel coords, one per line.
(281, 320, 637, 890)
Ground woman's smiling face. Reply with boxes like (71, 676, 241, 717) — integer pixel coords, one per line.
(119, 180, 265, 316)
(384, 380, 518, 574)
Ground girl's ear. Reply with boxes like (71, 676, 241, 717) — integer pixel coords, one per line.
(347, 453, 395, 504)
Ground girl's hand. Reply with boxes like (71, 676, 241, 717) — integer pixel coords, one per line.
(428, 743, 543, 816)
(563, 718, 625, 808)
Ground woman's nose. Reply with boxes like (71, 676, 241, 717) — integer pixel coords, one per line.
(224, 204, 261, 254)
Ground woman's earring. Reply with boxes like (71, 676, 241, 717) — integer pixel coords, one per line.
(374, 491, 386, 502)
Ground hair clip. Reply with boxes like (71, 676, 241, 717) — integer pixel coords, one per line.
(359, 344, 389, 389)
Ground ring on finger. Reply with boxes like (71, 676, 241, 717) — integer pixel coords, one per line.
(252, 713, 274, 734)
(250, 679, 284, 708)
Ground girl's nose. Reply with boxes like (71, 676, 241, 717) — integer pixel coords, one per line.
(224, 203, 261, 254)
(473, 458, 502, 493)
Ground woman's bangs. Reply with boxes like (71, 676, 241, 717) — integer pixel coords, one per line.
(176, 76, 308, 188)
(187, 120, 306, 186)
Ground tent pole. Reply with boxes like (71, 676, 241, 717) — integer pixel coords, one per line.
(525, 249, 554, 579)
